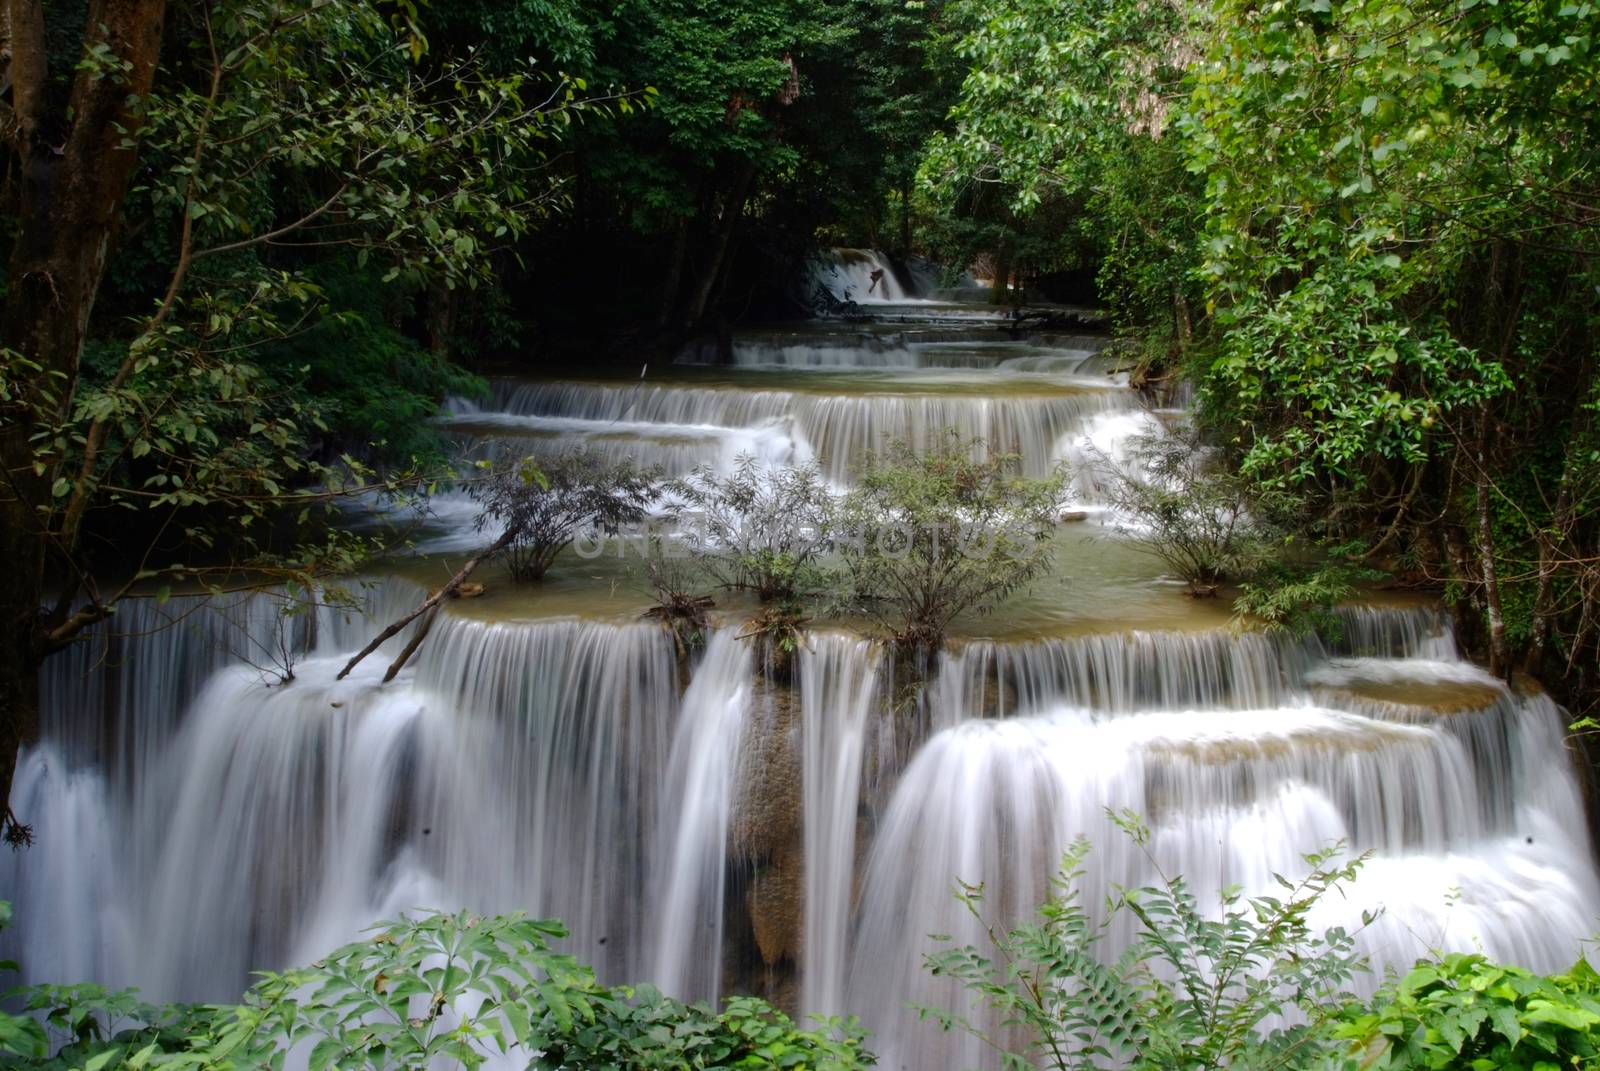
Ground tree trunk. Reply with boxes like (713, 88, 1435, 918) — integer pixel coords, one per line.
(899, 176, 913, 254)
(1525, 476, 1572, 676)
(680, 163, 756, 331)
(1173, 285, 1193, 350)
(425, 281, 454, 358)
(1474, 413, 1509, 680)
(656, 215, 691, 329)
(0, 0, 168, 818)
(990, 244, 1011, 305)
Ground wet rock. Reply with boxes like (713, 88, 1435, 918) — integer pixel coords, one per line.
(730, 678, 803, 860)
(746, 842, 804, 967)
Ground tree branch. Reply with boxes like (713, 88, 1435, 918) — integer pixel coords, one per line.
(336, 525, 516, 680)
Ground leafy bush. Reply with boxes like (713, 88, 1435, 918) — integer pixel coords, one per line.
(667, 456, 834, 604)
(920, 814, 1372, 1071)
(0, 909, 874, 1071)
(834, 435, 1067, 650)
(1232, 554, 1381, 640)
(1330, 953, 1600, 1071)
(260, 262, 489, 466)
(471, 450, 657, 582)
(1096, 424, 1281, 596)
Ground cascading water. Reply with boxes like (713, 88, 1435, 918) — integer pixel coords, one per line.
(799, 634, 884, 1019)
(4, 596, 684, 999)
(442, 376, 1150, 488)
(7, 250, 1597, 1071)
(652, 629, 754, 1002)
(847, 613, 1600, 1069)
(809, 248, 920, 304)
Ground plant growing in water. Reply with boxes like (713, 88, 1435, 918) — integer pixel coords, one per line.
(834, 435, 1067, 652)
(640, 535, 717, 659)
(1094, 423, 1279, 597)
(667, 455, 835, 603)
(471, 449, 657, 582)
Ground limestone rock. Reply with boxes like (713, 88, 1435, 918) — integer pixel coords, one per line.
(747, 842, 804, 967)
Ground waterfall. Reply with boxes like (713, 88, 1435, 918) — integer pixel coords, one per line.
(5, 595, 683, 1000)
(451, 378, 1139, 485)
(652, 629, 755, 1002)
(809, 249, 919, 304)
(800, 634, 884, 1019)
(842, 626, 1600, 1070)
(935, 628, 1306, 722)
(1, 749, 123, 988)
(677, 334, 925, 369)
(8, 275, 1599, 1071)
(134, 656, 431, 1000)
(407, 614, 679, 981)
(675, 336, 1062, 370)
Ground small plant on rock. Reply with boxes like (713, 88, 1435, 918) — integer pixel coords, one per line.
(640, 535, 716, 659)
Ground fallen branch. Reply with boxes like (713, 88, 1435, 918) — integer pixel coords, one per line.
(382, 604, 439, 683)
(336, 526, 515, 680)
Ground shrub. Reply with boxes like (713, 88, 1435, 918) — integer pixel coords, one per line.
(1232, 553, 1382, 640)
(1330, 953, 1600, 1071)
(667, 456, 834, 604)
(0, 909, 874, 1071)
(920, 814, 1372, 1071)
(471, 449, 657, 582)
(1095, 423, 1282, 596)
(834, 435, 1067, 651)
(258, 260, 489, 466)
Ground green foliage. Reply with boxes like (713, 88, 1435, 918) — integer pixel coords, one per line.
(1329, 954, 1600, 1071)
(1197, 259, 1507, 494)
(834, 435, 1067, 649)
(578, 0, 846, 227)
(1184, 0, 1600, 684)
(918, 0, 1599, 694)
(423, 0, 600, 70)
(257, 263, 488, 465)
(1186, 0, 1599, 409)
(1098, 424, 1278, 595)
(920, 816, 1372, 1071)
(471, 450, 657, 582)
(1233, 554, 1381, 640)
(803, 0, 963, 247)
(12, 0, 631, 644)
(919, 0, 1204, 334)
(668, 455, 833, 604)
(0, 909, 873, 1070)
